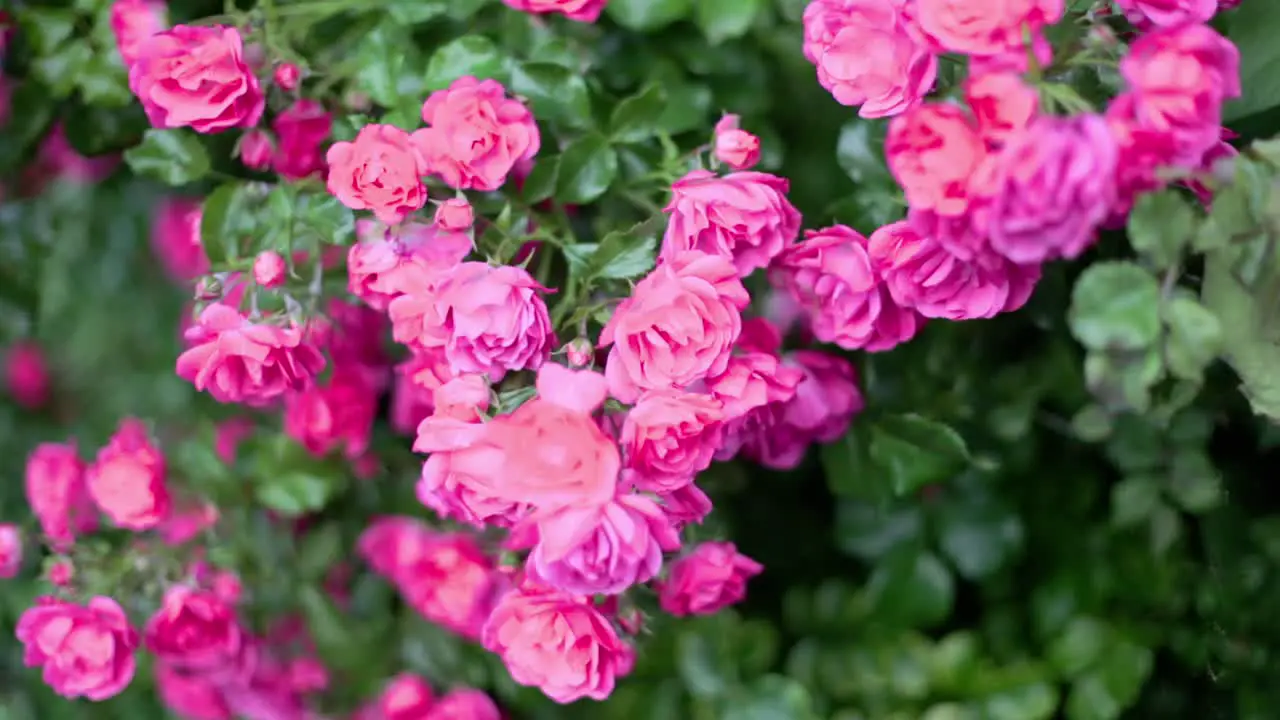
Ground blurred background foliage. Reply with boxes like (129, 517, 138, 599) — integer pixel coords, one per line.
(3, 0, 1280, 718)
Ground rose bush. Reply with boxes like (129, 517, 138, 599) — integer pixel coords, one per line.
(2, 0, 1280, 718)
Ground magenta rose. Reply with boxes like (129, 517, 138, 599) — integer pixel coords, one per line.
(481, 586, 635, 703)
(660, 170, 801, 277)
(271, 99, 332, 181)
(601, 251, 750, 403)
(658, 541, 763, 617)
(399, 533, 500, 640)
(86, 418, 170, 530)
(502, 0, 607, 22)
(417, 76, 540, 191)
(25, 442, 97, 550)
(155, 664, 232, 720)
(621, 390, 725, 493)
(5, 340, 49, 410)
(128, 25, 264, 133)
(427, 688, 502, 720)
(110, 0, 168, 69)
(1115, 0, 1216, 27)
(151, 197, 207, 282)
(284, 366, 378, 459)
(144, 586, 251, 683)
(0, 524, 21, 579)
(17, 596, 139, 700)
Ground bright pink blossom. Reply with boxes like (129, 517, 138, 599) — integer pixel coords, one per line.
(327, 124, 430, 225)
(886, 103, 988, 216)
(5, 340, 50, 410)
(272, 99, 331, 180)
(661, 170, 801, 277)
(25, 442, 96, 549)
(658, 541, 763, 617)
(417, 76, 540, 191)
(621, 391, 725, 493)
(740, 351, 863, 469)
(377, 674, 434, 720)
(176, 304, 325, 405)
(0, 524, 20, 578)
(239, 129, 273, 170)
(87, 418, 170, 530)
(155, 663, 232, 720)
(129, 25, 264, 133)
(658, 483, 715, 528)
(390, 349, 454, 435)
(284, 367, 377, 459)
(400, 533, 500, 639)
(434, 198, 474, 231)
(253, 251, 287, 288)
(964, 72, 1038, 148)
(110, 0, 168, 68)
(151, 197, 208, 281)
(428, 689, 502, 720)
(145, 586, 250, 683)
(713, 115, 761, 171)
(17, 596, 139, 700)
(347, 219, 472, 310)
(915, 0, 1064, 57)
(502, 0, 607, 22)
(1115, 0, 1216, 27)
(274, 62, 301, 91)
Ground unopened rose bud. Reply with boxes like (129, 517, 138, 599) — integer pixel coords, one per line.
(239, 129, 273, 171)
(274, 62, 301, 91)
(243, 40, 266, 69)
(434, 197, 474, 231)
(5, 341, 50, 410)
(48, 559, 73, 586)
(564, 338, 594, 368)
(0, 524, 21, 578)
(253, 251, 287, 288)
(713, 114, 760, 171)
(213, 571, 242, 603)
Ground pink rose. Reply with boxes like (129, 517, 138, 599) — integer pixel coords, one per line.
(390, 261, 553, 380)
(417, 76, 540, 191)
(129, 25, 264, 133)
(25, 442, 96, 549)
(713, 115, 761, 171)
(988, 114, 1118, 264)
(601, 251, 750, 403)
(427, 689, 501, 720)
(434, 198, 474, 231)
(156, 500, 218, 546)
(621, 391, 725, 493)
(0, 524, 20, 578)
(87, 418, 170, 530)
(1115, 0, 1216, 27)
(284, 367, 377, 459)
(378, 673, 434, 720)
(326, 124, 431, 225)
(238, 129, 273, 170)
(803, 0, 937, 118)
(252, 251, 286, 288)
(273, 62, 301, 91)
(25, 123, 121, 188)
(660, 170, 801, 277)
(400, 533, 500, 639)
(915, 0, 1064, 57)
(390, 349, 454, 435)
(658, 541, 762, 617)
(657, 482, 714, 528)
(968, 31, 1054, 76)
(481, 586, 634, 703)
(348, 220, 472, 310)
(869, 220, 1040, 320)
(214, 418, 254, 464)
(707, 351, 805, 422)
(358, 516, 440, 583)
(964, 72, 1038, 147)
(887, 103, 988, 216)
(48, 560, 74, 587)
(521, 494, 681, 595)
(155, 664, 233, 720)
(176, 304, 326, 405)
(145, 586, 251, 683)
(742, 351, 863, 469)
(152, 197, 208, 281)
(17, 596, 139, 700)
(5, 340, 50, 410)
(272, 99, 331, 180)
(502, 0, 607, 22)
(110, 0, 168, 69)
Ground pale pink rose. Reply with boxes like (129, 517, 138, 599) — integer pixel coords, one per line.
(658, 541, 762, 617)
(707, 351, 805, 422)
(886, 103, 988, 216)
(87, 418, 170, 530)
(26, 442, 97, 549)
(964, 72, 1038, 147)
(156, 500, 218, 546)
(390, 261, 553, 380)
(253, 251, 286, 288)
(110, 0, 168, 68)
(390, 349, 454, 435)
(502, 0, 607, 22)
(400, 533, 500, 639)
(713, 115, 761, 171)
(915, 0, 1064, 57)
(271, 99, 331, 180)
(660, 170, 801, 277)
(520, 494, 680, 595)
(988, 114, 1118, 264)
(742, 351, 863, 469)
(5, 340, 50, 410)
(621, 391, 725, 493)
(145, 586, 251, 683)
(803, 0, 937, 118)
(284, 367, 377, 459)
(377, 673, 434, 720)
(870, 219, 1040, 320)
(17, 596, 139, 700)
(0, 524, 20, 578)
(151, 197, 207, 281)
(1115, 0, 1216, 27)
(155, 663, 233, 720)
(273, 62, 300, 91)
(129, 25, 264, 133)
(348, 220, 470, 310)
(239, 129, 273, 170)
(601, 251, 750, 403)
(481, 586, 634, 703)
(417, 76, 540, 191)
(427, 689, 501, 720)
(176, 304, 326, 405)
(657, 483, 714, 528)
(434, 198, 474, 231)
(327, 124, 430, 224)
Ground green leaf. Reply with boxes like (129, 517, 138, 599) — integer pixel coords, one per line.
(610, 84, 669, 143)
(676, 630, 730, 699)
(62, 102, 148, 158)
(836, 120, 894, 186)
(563, 216, 662, 281)
(17, 8, 78, 53)
(296, 192, 356, 246)
(606, 0, 692, 31)
(31, 43, 95, 98)
(867, 414, 970, 495)
(1127, 190, 1195, 270)
(1162, 295, 1223, 381)
(424, 35, 506, 92)
(659, 82, 714, 135)
(76, 52, 133, 107)
(1068, 261, 1162, 351)
(722, 675, 818, 720)
(866, 546, 955, 629)
(1065, 642, 1153, 720)
(822, 425, 887, 501)
(1110, 476, 1160, 528)
(1168, 451, 1222, 513)
(123, 129, 211, 186)
(555, 134, 618, 204)
(510, 62, 592, 128)
(387, 0, 449, 22)
(296, 524, 344, 581)
(1226, 0, 1280, 121)
(298, 585, 355, 663)
(695, 0, 764, 43)
(255, 472, 340, 516)
(1047, 617, 1109, 677)
(835, 500, 923, 560)
(355, 27, 426, 107)
(980, 683, 1059, 720)
(933, 493, 1024, 581)
(521, 156, 559, 204)
(1201, 245, 1280, 421)
(201, 183, 256, 265)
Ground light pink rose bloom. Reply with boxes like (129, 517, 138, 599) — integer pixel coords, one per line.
(87, 418, 170, 530)
(709, 351, 804, 462)
(348, 219, 472, 310)
(601, 251, 750, 403)
(400, 533, 500, 639)
(0, 524, 20, 578)
(661, 170, 801, 277)
(481, 586, 635, 703)
(5, 340, 49, 410)
(129, 25, 264, 133)
(967, 30, 1054, 76)
(964, 72, 1038, 148)
(988, 114, 1118, 264)
(110, 0, 168, 68)
(26, 442, 97, 549)
(251, 250, 286, 288)
(658, 541, 762, 617)
(742, 351, 863, 469)
(519, 494, 681, 595)
(915, 0, 1064, 57)
(1104, 95, 1184, 218)
(271, 98, 331, 180)
(427, 688, 502, 720)
(870, 220, 1040, 320)
(886, 103, 988, 217)
(713, 115, 761, 171)
(803, 0, 937, 118)
(417, 76, 540, 191)
(155, 663, 232, 720)
(1115, 0, 1216, 27)
(390, 349, 454, 435)
(621, 391, 725, 493)
(502, 0, 607, 22)
(377, 673, 434, 720)
(177, 305, 325, 405)
(151, 197, 207, 281)
(434, 198, 474, 231)
(657, 482, 714, 528)
(284, 367, 377, 459)
(327, 124, 430, 225)
(17, 596, 139, 700)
